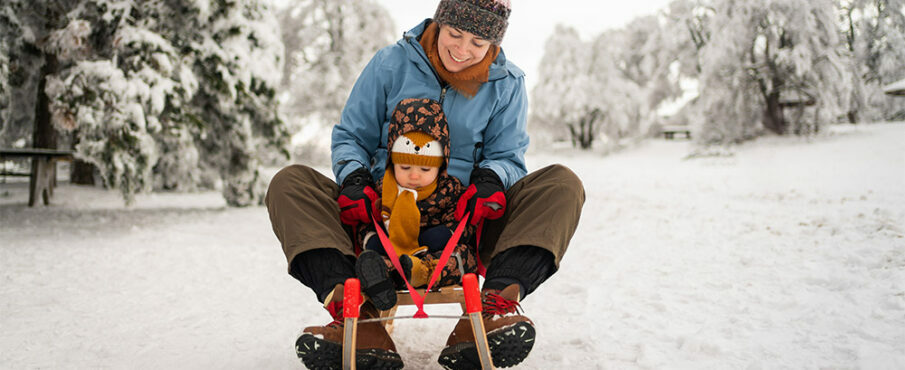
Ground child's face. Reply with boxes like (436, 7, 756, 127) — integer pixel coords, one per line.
(394, 163, 439, 189)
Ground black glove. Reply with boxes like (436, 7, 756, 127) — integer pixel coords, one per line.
(455, 167, 506, 225)
(337, 167, 378, 226)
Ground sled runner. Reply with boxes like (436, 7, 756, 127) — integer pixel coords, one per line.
(341, 274, 494, 370)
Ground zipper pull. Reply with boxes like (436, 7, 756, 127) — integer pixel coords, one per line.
(472, 142, 483, 169)
(440, 86, 447, 104)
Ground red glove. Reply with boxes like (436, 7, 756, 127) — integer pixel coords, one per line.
(455, 167, 506, 225)
(337, 168, 379, 226)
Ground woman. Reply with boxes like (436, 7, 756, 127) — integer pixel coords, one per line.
(265, 1, 585, 368)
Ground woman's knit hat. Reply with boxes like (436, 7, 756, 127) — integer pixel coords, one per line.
(433, 0, 511, 45)
(388, 98, 450, 169)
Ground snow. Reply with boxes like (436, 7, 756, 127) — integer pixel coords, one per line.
(45, 19, 92, 61)
(2, 123, 904, 369)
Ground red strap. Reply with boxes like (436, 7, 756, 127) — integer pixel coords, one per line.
(454, 186, 477, 222)
(371, 213, 470, 318)
(426, 215, 470, 289)
(475, 221, 487, 277)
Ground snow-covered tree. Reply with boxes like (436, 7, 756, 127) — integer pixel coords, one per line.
(2, 0, 288, 205)
(278, 0, 395, 133)
(532, 20, 676, 150)
(531, 25, 595, 148)
(588, 29, 651, 147)
(840, 0, 905, 122)
(615, 15, 684, 113)
(663, 0, 714, 74)
(182, 0, 288, 206)
(694, 0, 852, 143)
(1, 0, 71, 149)
(0, 4, 16, 129)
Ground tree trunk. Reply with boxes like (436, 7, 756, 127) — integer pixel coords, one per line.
(762, 91, 785, 135)
(568, 109, 602, 150)
(70, 160, 96, 185)
(579, 118, 592, 149)
(568, 124, 578, 148)
(568, 121, 593, 149)
(33, 53, 58, 150)
(847, 110, 858, 124)
(31, 52, 59, 198)
(69, 131, 95, 185)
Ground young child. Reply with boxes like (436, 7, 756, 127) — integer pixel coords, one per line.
(356, 98, 477, 310)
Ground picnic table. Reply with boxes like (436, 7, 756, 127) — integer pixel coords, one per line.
(0, 148, 74, 206)
(660, 125, 692, 140)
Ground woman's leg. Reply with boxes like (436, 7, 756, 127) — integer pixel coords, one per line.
(267, 165, 401, 368)
(265, 164, 356, 301)
(440, 164, 585, 369)
(480, 164, 585, 295)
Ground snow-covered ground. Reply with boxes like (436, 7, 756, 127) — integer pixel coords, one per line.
(2, 123, 903, 369)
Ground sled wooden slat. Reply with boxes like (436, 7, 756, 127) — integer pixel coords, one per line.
(396, 285, 465, 306)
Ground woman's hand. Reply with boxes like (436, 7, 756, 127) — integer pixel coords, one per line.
(337, 167, 379, 226)
(456, 167, 506, 225)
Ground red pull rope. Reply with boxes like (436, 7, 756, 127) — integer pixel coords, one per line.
(371, 213, 470, 318)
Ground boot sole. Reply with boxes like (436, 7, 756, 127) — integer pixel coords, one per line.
(437, 321, 535, 369)
(356, 251, 397, 310)
(296, 333, 403, 370)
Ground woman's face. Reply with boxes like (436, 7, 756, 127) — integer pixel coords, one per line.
(436, 24, 492, 73)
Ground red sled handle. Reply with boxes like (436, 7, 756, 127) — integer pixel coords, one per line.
(343, 278, 361, 318)
(463, 273, 482, 314)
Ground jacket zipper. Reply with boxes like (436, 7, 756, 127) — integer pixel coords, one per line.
(472, 142, 483, 169)
(408, 33, 473, 164)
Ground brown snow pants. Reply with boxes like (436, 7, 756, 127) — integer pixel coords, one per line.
(265, 164, 584, 273)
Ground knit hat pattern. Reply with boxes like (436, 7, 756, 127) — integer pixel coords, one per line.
(388, 98, 450, 169)
(433, 0, 511, 45)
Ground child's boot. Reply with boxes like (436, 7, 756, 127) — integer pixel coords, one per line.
(409, 254, 437, 288)
(355, 250, 397, 310)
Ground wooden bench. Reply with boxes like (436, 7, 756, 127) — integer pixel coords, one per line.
(0, 148, 74, 206)
(661, 125, 692, 140)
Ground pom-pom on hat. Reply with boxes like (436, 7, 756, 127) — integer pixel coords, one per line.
(433, 0, 511, 45)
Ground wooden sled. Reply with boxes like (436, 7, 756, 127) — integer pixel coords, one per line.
(341, 273, 494, 370)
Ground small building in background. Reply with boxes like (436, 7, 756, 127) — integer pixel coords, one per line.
(883, 78, 905, 96)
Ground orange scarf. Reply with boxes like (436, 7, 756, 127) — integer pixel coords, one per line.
(381, 168, 438, 256)
(420, 22, 499, 98)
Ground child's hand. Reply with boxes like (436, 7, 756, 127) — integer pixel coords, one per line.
(456, 167, 506, 225)
(338, 167, 379, 226)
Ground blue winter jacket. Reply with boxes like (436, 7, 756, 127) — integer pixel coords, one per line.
(331, 20, 529, 189)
